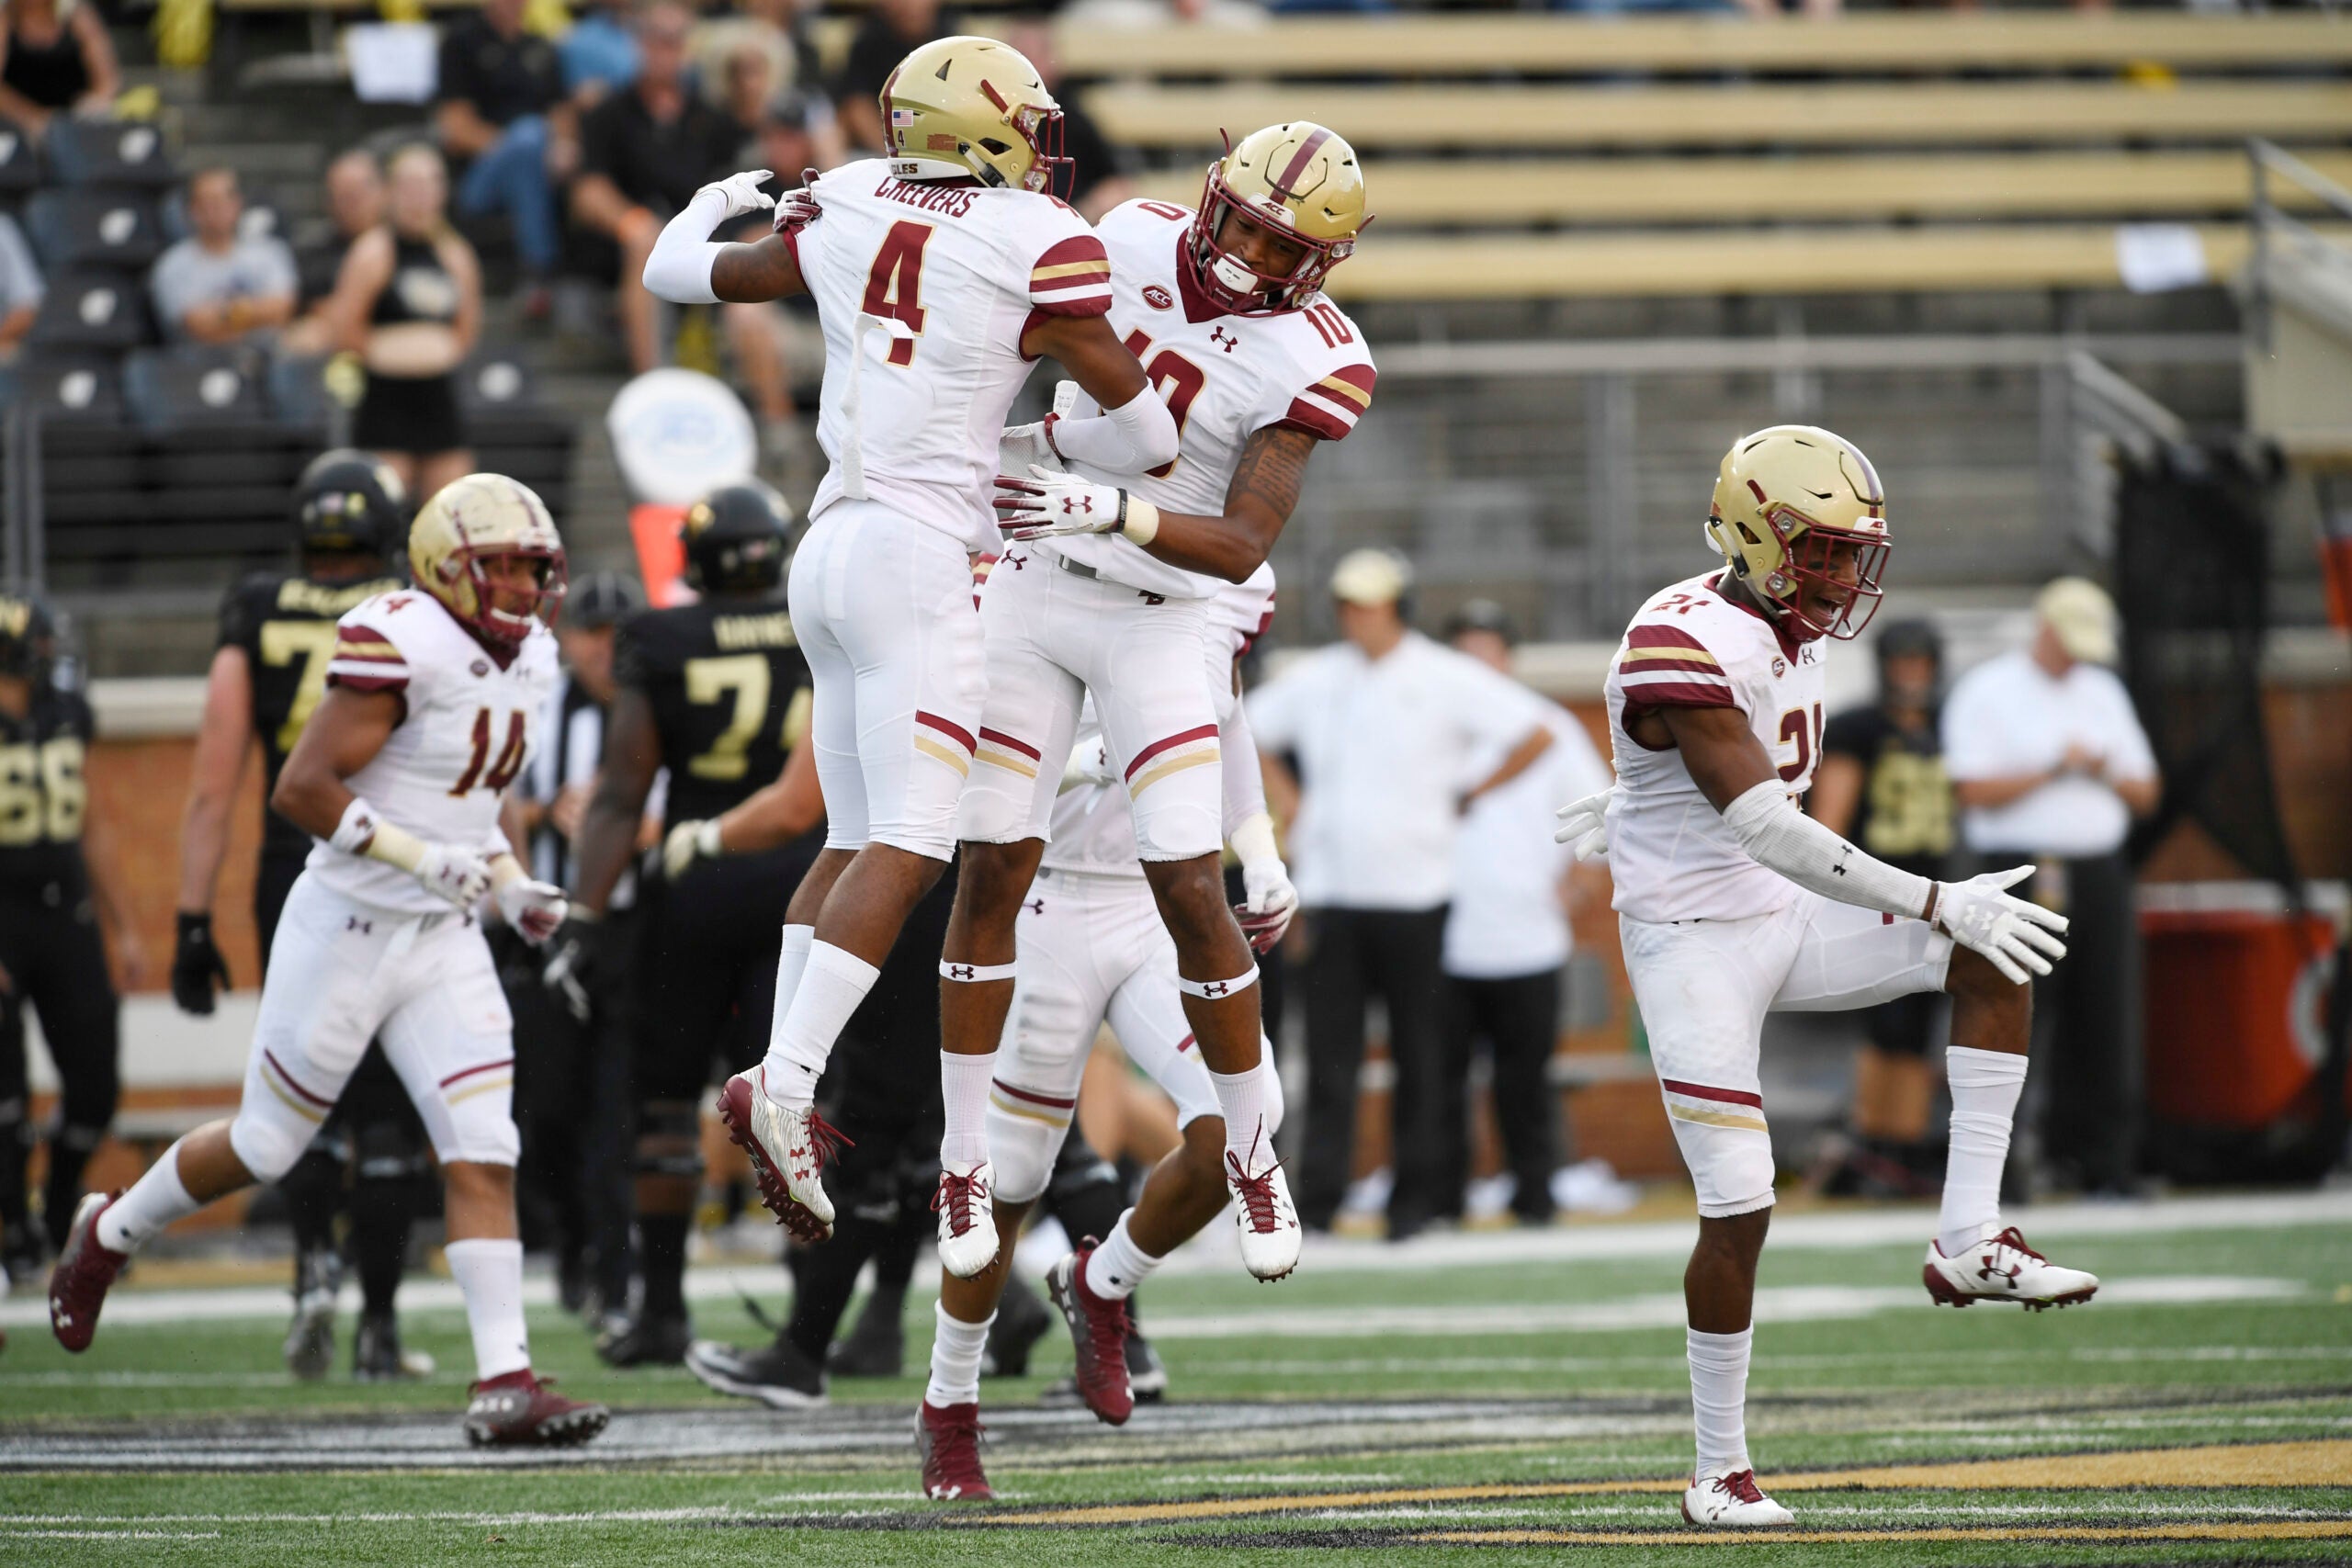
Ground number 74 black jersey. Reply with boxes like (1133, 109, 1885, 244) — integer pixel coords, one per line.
(613, 597, 812, 830)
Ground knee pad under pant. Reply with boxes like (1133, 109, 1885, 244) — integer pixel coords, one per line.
(985, 1100, 1069, 1208)
(231, 1100, 319, 1186)
(636, 1100, 704, 1182)
(1661, 1089, 1777, 1219)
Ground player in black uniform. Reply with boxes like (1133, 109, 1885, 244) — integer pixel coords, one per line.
(0, 598, 144, 1287)
(170, 450, 433, 1380)
(560, 479, 819, 1366)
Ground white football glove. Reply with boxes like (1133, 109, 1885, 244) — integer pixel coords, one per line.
(699, 167, 776, 221)
(1235, 857, 1300, 955)
(1553, 785, 1617, 861)
(662, 818, 725, 882)
(999, 380, 1081, 478)
(771, 166, 821, 234)
(494, 873, 570, 945)
(412, 843, 495, 911)
(1932, 866, 2071, 986)
(994, 466, 1129, 542)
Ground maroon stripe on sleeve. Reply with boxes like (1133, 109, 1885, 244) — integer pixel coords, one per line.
(1662, 1077, 1765, 1109)
(336, 625, 398, 648)
(1276, 397, 1352, 442)
(1626, 624, 1713, 652)
(1123, 723, 1219, 781)
(327, 671, 410, 694)
(1326, 363, 1376, 398)
(1033, 235, 1109, 272)
(1618, 657, 1727, 677)
(978, 727, 1041, 761)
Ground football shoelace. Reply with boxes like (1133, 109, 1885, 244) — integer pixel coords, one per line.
(932, 1167, 990, 1235)
(1713, 1471, 1768, 1505)
(788, 1108, 853, 1185)
(1224, 1124, 1288, 1234)
(1986, 1226, 2048, 1264)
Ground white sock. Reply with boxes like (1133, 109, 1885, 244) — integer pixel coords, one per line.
(445, 1237, 531, 1382)
(925, 1302, 992, 1407)
(1687, 1325, 1754, 1478)
(773, 923, 815, 1018)
(1207, 1061, 1273, 1176)
(1080, 1210, 1160, 1302)
(1940, 1046, 2028, 1257)
(762, 941, 879, 1110)
(96, 1140, 200, 1253)
(940, 1050, 997, 1171)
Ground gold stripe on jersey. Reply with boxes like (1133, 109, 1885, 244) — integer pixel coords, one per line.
(332, 640, 407, 662)
(1129, 747, 1219, 797)
(976, 742, 1040, 780)
(1618, 645, 1722, 667)
(1032, 260, 1112, 282)
(1668, 1102, 1769, 1134)
(914, 735, 973, 777)
(1315, 374, 1373, 411)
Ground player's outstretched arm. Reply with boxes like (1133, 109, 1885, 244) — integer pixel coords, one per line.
(996, 423, 1316, 584)
(643, 169, 806, 306)
(569, 684, 662, 919)
(668, 732, 822, 878)
(170, 644, 254, 1010)
(1661, 705, 2068, 983)
(276, 685, 497, 909)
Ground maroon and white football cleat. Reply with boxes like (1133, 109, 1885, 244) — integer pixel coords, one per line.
(48, 1192, 127, 1353)
(1923, 1227, 2098, 1311)
(1680, 1469, 1794, 1528)
(717, 1067, 846, 1243)
(917, 1400, 992, 1500)
(933, 1161, 1000, 1279)
(1225, 1134, 1301, 1282)
(463, 1370, 609, 1447)
(1045, 1243, 1134, 1427)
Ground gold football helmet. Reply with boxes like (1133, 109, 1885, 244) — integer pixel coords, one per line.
(1704, 424, 1890, 642)
(409, 473, 567, 650)
(1190, 122, 1366, 314)
(879, 36, 1067, 196)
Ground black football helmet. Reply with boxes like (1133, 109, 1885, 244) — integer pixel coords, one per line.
(292, 449, 408, 563)
(0, 596, 38, 681)
(681, 480, 794, 596)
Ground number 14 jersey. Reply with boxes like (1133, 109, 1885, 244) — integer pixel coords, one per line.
(786, 159, 1114, 552)
(307, 589, 559, 915)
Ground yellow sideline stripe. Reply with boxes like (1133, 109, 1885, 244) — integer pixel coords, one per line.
(972, 1440, 2352, 1527)
(1417, 1522, 2352, 1547)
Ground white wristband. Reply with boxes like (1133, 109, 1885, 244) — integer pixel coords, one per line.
(1117, 495, 1160, 547)
(1720, 778, 1932, 920)
(330, 796, 427, 873)
(1230, 810, 1280, 871)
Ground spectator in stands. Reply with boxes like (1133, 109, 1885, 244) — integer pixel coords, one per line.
(998, 20, 1135, 220)
(831, 0, 947, 152)
(692, 0, 824, 117)
(1434, 601, 1613, 1227)
(1248, 549, 1557, 1242)
(571, 2, 756, 378)
(559, 0, 639, 107)
(283, 149, 386, 358)
(1808, 620, 1956, 1197)
(324, 144, 481, 502)
(0, 0, 119, 137)
(1942, 578, 2158, 1197)
(0, 211, 40, 362)
(436, 0, 573, 305)
(150, 167, 299, 346)
(1061, 0, 1267, 33)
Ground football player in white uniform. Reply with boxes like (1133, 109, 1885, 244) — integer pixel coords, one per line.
(944, 122, 1374, 1286)
(1556, 426, 2095, 1528)
(639, 36, 1176, 1258)
(48, 476, 607, 1449)
(918, 574, 1295, 1499)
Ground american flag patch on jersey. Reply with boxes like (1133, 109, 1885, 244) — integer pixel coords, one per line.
(891, 107, 919, 127)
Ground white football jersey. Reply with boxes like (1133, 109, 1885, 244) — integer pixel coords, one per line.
(306, 590, 559, 914)
(789, 160, 1113, 553)
(1040, 570, 1276, 876)
(1604, 571, 1828, 925)
(1039, 200, 1377, 599)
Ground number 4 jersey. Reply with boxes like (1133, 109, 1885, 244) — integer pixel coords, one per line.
(306, 588, 559, 915)
(785, 159, 1114, 552)
(1603, 571, 1827, 925)
(612, 595, 812, 829)
(1040, 198, 1379, 600)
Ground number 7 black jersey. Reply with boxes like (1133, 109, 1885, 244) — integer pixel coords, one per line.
(217, 569, 406, 861)
(0, 684, 95, 891)
(614, 597, 813, 829)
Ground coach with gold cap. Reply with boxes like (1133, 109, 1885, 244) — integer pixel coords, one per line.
(1248, 548, 1558, 1241)
(1940, 578, 2159, 1197)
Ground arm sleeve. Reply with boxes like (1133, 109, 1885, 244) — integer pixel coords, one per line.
(642, 185, 730, 305)
(1722, 778, 1934, 920)
(325, 604, 414, 696)
(1047, 382, 1181, 473)
(1219, 691, 1268, 838)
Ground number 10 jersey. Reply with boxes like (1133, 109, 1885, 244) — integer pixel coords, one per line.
(306, 589, 559, 915)
(786, 159, 1113, 553)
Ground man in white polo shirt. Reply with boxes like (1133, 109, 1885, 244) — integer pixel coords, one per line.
(1940, 578, 2159, 1195)
(1248, 551, 1556, 1239)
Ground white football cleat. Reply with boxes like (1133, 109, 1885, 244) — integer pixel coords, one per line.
(717, 1069, 841, 1244)
(1680, 1470, 1794, 1528)
(1924, 1226, 2099, 1312)
(933, 1161, 1000, 1279)
(1225, 1145, 1302, 1282)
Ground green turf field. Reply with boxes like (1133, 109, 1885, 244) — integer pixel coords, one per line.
(4, 1190, 2348, 1566)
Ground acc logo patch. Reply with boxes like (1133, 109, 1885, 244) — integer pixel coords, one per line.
(1771, 657, 1787, 677)
(1142, 285, 1174, 310)
(471, 660, 490, 678)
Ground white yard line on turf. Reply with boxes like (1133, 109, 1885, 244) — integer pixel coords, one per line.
(3, 1188, 2343, 1332)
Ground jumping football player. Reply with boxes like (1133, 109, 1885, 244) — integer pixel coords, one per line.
(560, 479, 815, 1367)
(946, 121, 1372, 1291)
(1554, 425, 2096, 1527)
(51, 474, 607, 1448)
(171, 450, 433, 1382)
(639, 35, 1175, 1263)
(917, 574, 1298, 1501)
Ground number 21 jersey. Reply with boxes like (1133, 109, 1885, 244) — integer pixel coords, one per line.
(305, 589, 559, 914)
(785, 160, 1113, 552)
